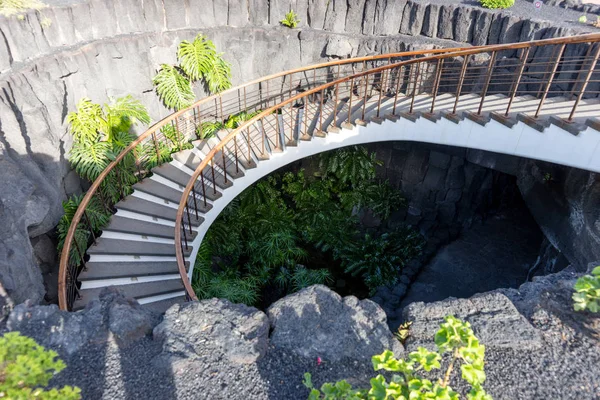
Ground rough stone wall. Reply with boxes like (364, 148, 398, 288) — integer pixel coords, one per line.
(0, 0, 595, 304)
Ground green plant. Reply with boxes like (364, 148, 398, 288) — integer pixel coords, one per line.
(67, 96, 150, 204)
(280, 10, 300, 28)
(0, 0, 44, 16)
(40, 16, 51, 28)
(0, 332, 81, 399)
(340, 227, 424, 294)
(394, 321, 412, 344)
(573, 266, 600, 312)
(319, 146, 381, 187)
(197, 110, 261, 139)
(579, 15, 588, 24)
(479, 0, 514, 9)
(153, 34, 231, 110)
(304, 316, 492, 400)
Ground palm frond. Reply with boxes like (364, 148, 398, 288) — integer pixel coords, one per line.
(153, 64, 195, 111)
(177, 34, 218, 81)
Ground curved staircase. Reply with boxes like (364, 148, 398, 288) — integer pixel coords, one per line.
(60, 33, 600, 313)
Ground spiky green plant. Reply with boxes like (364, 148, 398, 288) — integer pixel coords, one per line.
(154, 34, 231, 110)
(280, 10, 300, 28)
(0, 332, 81, 399)
(0, 0, 44, 16)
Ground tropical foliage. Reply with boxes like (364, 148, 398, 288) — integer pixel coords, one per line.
(0, 332, 81, 399)
(197, 110, 262, 139)
(479, 0, 514, 9)
(154, 34, 232, 110)
(280, 10, 300, 28)
(304, 316, 492, 400)
(573, 266, 600, 313)
(192, 146, 422, 305)
(0, 0, 44, 16)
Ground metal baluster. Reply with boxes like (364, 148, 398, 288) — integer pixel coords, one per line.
(185, 205, 193, 235)
(568, 43, 600, 121)
(452, 54, 471, 115)
(393, 67, 403, 116)
(191, 185, 199, 219)
(430, 59, 444, 114)
(319, 89, 325, 133)
(362, 74, 369, 121)
(477, 51, 497, 116)
(409, 63, 421, 114)
(152, 131, 160, 163)
(505, 47, 530, 117)
(376, 69, 387, 118)
(221, 150, 228, 184)
(182, 227, 189, 250)
(234, 136, 239, 173)
(83, 211, 96, 245)
(535, 43, 566, 118)
(246, 127, 252, 163)
(200, 171, 207, 207)
(347, 79, 354, 124)
(211, 160, 217, 195)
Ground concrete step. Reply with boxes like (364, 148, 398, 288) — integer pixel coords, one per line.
(195, 139, 245, 179)
(79, 261, 187, 281)
(115, 197, 204, 227)
(214, 130, 258, 170)
(103, 216, 196, 240)
(142, 295, 186, 313)
(151, 163, 221, 201)
(87, 238, 191, 257)
(73, 279, 185, 310)
(172, 150, 233, 189)
(133, 180, 212, 214)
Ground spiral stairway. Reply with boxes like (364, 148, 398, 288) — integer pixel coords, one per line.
(59, 33, 600, 313)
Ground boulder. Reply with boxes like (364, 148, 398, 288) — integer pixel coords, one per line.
(153, 299, 269, 364)
(267, 285, 403, 362)
(403, 292, 542, 351)
(6, 288, 156, 354)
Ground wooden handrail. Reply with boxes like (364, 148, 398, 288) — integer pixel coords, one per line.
(174, 32, 600, 302)
(58, 44, 478, 310)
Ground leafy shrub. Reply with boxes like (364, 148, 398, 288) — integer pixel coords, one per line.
(154, 34, 231, 110)
(0, 0, 44, 16)
(480, 0, 514, 9)
(573, 266, 600, 312)
(0, 332, 81, 399)
(304, 316, 492, 400)
(192, 146, 420, 306)
(280, 10, 300, 28)
(340, 227, 424, 294)
(197, 110, 261, 139)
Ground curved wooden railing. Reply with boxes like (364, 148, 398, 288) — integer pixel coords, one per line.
(58, 45, 485, 310)
(174, 32, 600, 300)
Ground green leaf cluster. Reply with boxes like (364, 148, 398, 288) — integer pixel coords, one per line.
(280, 10, 300, 28)
(304, 316, 492, 400)
(197, 110, 261, 139)
(573, 266, 600, 312)
(192, 146, 420, 305)
(0, 332, 81, 399)
(479, 0, 514, 9)
(153, 34, 232, 110)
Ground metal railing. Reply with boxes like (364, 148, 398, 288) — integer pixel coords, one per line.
(58, 46, 481, 310)
(174, 33, 600, 301)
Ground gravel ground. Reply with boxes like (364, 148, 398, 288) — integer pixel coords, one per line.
(48, 298, 600, 399)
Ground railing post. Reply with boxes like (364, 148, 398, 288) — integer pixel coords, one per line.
(200, 171, 207, 207)
(505, 47, 530, 117)
(362, 74, 369, 120)
(332, 83, 339, 126)
(319, 89, 325, 132)
(477, 51, 497, 116)
(392, 67, 402, 116)
(83, 211, 96, 245)
(347, 79, 354, 124)
(211, 160, 217, 195)
(185, 204, 193, 235)
(221, 150, 228, 184)
(246, 127, 252, 162)
(568, 43, 600, 121)
(234, 135, 239, 173)
(452, 54, 470, 115)
(376, 69, 387, 118)
(535, 43, 566, 119)
(191, 185, 199, 219)
(409, 63, 421, 114)
(152, 131, 160, 163)
(430, 59, 444, 114)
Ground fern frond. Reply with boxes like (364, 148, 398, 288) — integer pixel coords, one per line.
(153, 64, 195, 111)
(177, 34, 218, 81)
